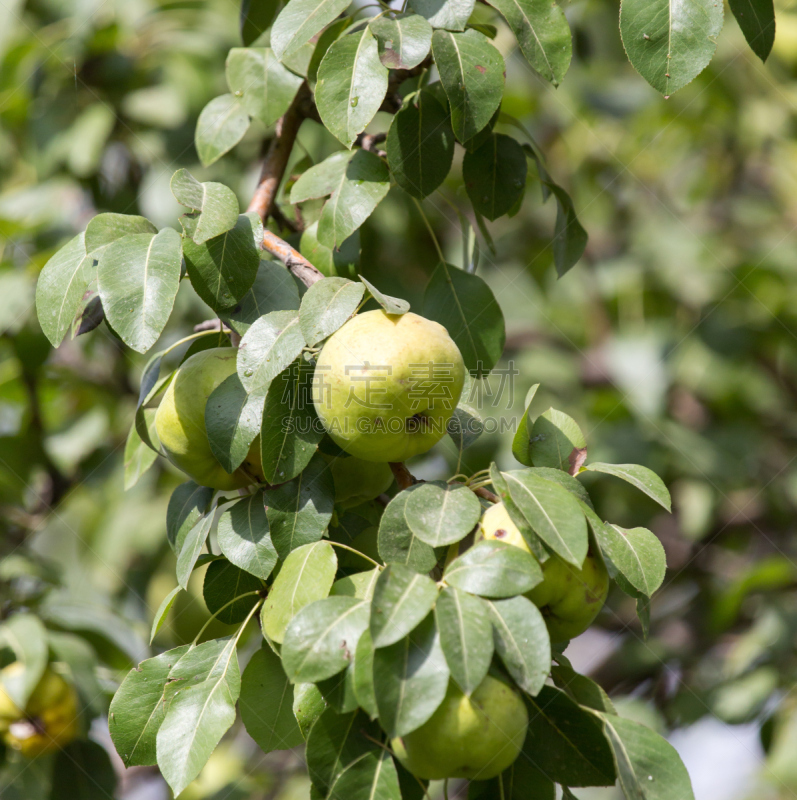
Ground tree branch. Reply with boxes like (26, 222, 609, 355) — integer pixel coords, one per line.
(389, 462, 418, 491)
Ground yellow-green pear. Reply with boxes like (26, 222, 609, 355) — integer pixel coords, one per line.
(480, 502, 609, 643)
(0, 664, 79, 757)
(313, 311, 465, 462)
(391, 676, 528, 780)
(155, 348, 263, 490)
(324, 455, 394, 508)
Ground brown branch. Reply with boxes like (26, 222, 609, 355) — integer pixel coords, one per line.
(473, 486, 499, 503)
(262, 230, 323, 286)
(389, 462, 418, 491)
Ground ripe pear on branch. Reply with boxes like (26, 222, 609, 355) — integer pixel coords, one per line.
(481, 502, 609, 643)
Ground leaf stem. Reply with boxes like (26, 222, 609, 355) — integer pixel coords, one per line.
(444, 778, 450, 800)
(234, 596, 265, 647)
(191, 590, 262, 646)
(328, 541, 383, 569)
(499, 775, 506, 800)
(412, 197, 445, 263)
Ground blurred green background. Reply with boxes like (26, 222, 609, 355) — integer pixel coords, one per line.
(3, 0, 797, 797)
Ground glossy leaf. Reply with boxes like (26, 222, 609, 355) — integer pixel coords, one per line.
(97, 228, 182, 353)
(403, 480, 482, 547)
(176, 511, 214, 589)
(353, 628, 378, 718)
(619, 0, 724, 96)
(729, 0, 775, 62)
(240, 0, 280, 46)
(370, 563, 438, 647)
(377, 486, 438, 573)
(317, 149, 391, 249)
(444, 540, 542, 598)
(486, 0, 571, 85)
(358, 275, 410, 314)
(195, 93, 251, 166)
(167, 482, 214, 553)
(182, 212, 262, 311)
(150, 586, 181, 643)
(260, 540, 337, 642)
(290, 150, 351, 203)
(435, 587, 493, 696)
(328, 749, 402, 798)
(271, 0, 350, 61)
(372, 614, 449, 738)
(293, 681, 326, 739)
(170, 169, 238, 244)
(387, 90, 455, 199)
(109, 645, 190, 766)
(486, 595, 550, 696)
(410, 0, 474, 31)
(432, 30, 504, 143)
(547, 180, 589, 277)
(226, 47, 303, 126)
(511, 383, 539, 466)
(463, 134, 526, 221)
(503, 469, 588, 567)
(299, 276, 364, 345)
(469, 761, 555, 800)
(550, 662, 616, 714)
(217, 491, 278, 580)
(237, 309, 305, 393)
(529, 407, 587, 473)
(423, 262, 505, 377)
(35, 233, 93, 347)
(583, 462, 672, 511)
(282, 595, 370, 682)
(265, 452, 335, 557)
(240, 646, 304, 753)
(371, 13, 433, 69)
(84, 213, 157, 255)
(308, 17, 354, 85)
(315, 27, 388, 148)
(203, 559, 262, 624)
(447, 402, 483, 454)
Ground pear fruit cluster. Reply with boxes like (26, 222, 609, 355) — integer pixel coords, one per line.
(0, 663, 79, 757)
(481, 502, 610, 642)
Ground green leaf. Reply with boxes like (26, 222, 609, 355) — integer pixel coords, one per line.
(195, 93, 251, 166)
(290, 150, 352, 203)
(387, 90, 455, 199)
(447, 402, 483, 454)
(205, 372, 265, 474)
(109, 645, 190, 766)
(315, 26, 388, 148)
(318, 149, 391, 249)
(353, 628, 378, 718)
(305, 708, 382, 796)
(511, 383, 539, 466)
(358, 275, 410, 314)
(329, 750, 402, 798)
(531, 467, 593, 509)
(35, 233, 93, 347)
(123, 418, 157, 490)
(435, 587, 493, 696)
(371, 13, 433, 69)
(729, 0, 774, 61)
(316, 660, 359, 713)
(0, 614, 47, 709)
(226, 47, 303, 126)
(261, 540, 337, 642)
(301, 224, 361, 280)
(601, 714, 694, 800)
(51, 741, 117, 800)
(377, 486, 438, 573)
(217, 491, 278, 580)
(332, 568, 381, 601)
(167, 482, 214, 553)
(96, 228, 182, 353)
(260, 360, 323, 484)
(84, 213, 157, 255)
(282, 595, 370, 682)
(550, 662, 616, 714)
(485, 595, 550, 696)
(370, 563, 438, 648)
(372, 614, 449, 738)
(237, 309, 305, 393)
(403, 480, 481, 547)
(410, 0, 474, 30)
(308, 18, 354, 86)
(490, 464, 549, 561)
(265, 452, 335, 557)
(203, 559, 262, 623)
(240, 0, 280, 46)
(176, 511, 214, 589)
(619, 0, 724, 96)
(463, 134, 527, 221)
(432, 30, 504, 143)
(240, 646, 304, 753)
(523, 685, 616, 787)
(444, 540, 542, 598)
(546, 180, 588, 277)
(170, 169, 239, 244)
(299, 277, 365, 345)
(529, 408, 587, 473)
(468, 760, 555, 799)
(292, 682, 325, 741)
(503, 469, 588, 567)
(220, 259, 300, 336)
(271, 0, 350, 61)
(486, 0, 571, 85)
(150, 586, 181, 643)
(423, 262, 505, 377)
(183, 212, 262, 311)
(583, 462, 671, 511)
(156, 638, 241, 796)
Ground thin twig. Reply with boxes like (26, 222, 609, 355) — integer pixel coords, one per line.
(473, 486, 499, 503)
(389, 462, 418, 490)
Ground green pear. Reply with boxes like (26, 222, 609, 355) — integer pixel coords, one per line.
(0, 664, 79, 757)
(323, 454, 394, 508)
(480, 502, 609, 643)
(155, 348, 262, 490)
(391, 675, 528, 781)
(313, 311, 465, 462)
